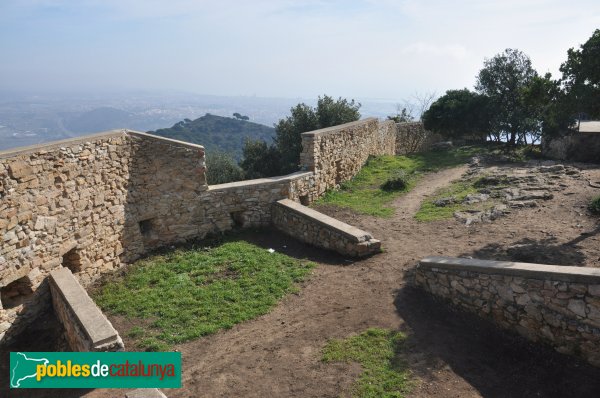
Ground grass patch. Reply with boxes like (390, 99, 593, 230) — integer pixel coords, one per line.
(414, 180, 480, 222)
(92, 239, 314, 351)
(415, 174, 506, 222)
(590, 195, 600, 215)
(316, 146, 484, 217)
(322, 328, 411, 398)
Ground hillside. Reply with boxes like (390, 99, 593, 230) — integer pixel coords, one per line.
(148, 114, 275, 159)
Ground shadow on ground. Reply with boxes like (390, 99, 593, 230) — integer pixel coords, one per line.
(0, 310, 92, 398)
(460, 224, 600, 266)
(395, 285, 600, 397)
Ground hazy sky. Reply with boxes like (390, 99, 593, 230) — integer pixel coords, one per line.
(1, 0, 599, 100)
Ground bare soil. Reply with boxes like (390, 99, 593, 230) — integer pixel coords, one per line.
(4, 161, 600, 398)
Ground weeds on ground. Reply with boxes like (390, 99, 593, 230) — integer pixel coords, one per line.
(92, 240, 314, 350)
(316, 146, 484, 217)
(414, 173, 506, 222)
(590, 195, 600, 215)
(322, 328, 411, 398)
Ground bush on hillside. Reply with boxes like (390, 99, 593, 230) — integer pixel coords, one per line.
(205, 151, 245, 185)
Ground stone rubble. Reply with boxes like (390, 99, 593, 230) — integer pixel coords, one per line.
(451, 160, 583, 225)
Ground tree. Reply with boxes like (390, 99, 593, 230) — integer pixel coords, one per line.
(422, 89, 490, 142)
(205, 150, 245, 184)
(232, 112, 250, 121)
(387, 107, 414, 123)
(274, 95, 360, 174)
(560, 29, 600, 119)
(239, 139, 282, 179)
(476, 48, 539, 145)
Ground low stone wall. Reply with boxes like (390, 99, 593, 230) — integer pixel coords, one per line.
(0, 130, 206, 342)
(300, 118, 396, 197)
(202, 172, 316, 231)
(49, 267, 123, 351)
(272, 199, 380, 257)
(542, 132, 600, 163)
(395, 122, 442, 155)
(415, 256, 600, 367)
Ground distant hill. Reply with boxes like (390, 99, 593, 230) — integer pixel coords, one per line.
(148, 114, 275, 159)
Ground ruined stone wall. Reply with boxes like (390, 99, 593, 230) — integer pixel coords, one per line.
(272, 199, 380, 257)
(415, 257, 600, 367)
(201, 172, 316, 232)
(0, 131, 206, 342)
(542, 132, 600, 163)
(300, 118, 396, 197)
(395, 122, 442, 155)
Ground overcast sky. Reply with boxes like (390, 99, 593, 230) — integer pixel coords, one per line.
(1, 0, 599, 101)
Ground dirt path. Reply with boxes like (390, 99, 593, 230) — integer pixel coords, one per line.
(394, 165, 469, 218)
(8, 163, 599, 398)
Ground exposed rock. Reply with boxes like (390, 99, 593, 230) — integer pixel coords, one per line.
(433, 197, 457, 207)
(463, 193, 489, 204)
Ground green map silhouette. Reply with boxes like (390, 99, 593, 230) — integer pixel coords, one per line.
(11, 352, 49, 388)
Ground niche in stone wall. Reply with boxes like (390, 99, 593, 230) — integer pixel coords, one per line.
(230, 211, 245, 228)
(139, 218, 155, 237)
(62, 248, 82, 273)
(1, 276, 34, 310)
(299, 195, 309, 206)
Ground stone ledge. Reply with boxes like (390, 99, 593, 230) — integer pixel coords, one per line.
(49, 268, 123, 351)
(301, 118, 378, 137)
(209, 171, 313, 191)
(419, 256, 600, 283)
(128, 131, 205, 151)
(274, 199, 371, 243)
(0, 129, 205, 160)
(0, 130, 128, 159)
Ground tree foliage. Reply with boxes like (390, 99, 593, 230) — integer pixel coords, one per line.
(475, 48, 540, 145)
(275, 95, 361, 174)
(241, 95, 361, 177)
(560, 29, 600, 119)
(239, 139, 282, 179)
(205, 150, 245, 185)
(422, 89, 490, 142)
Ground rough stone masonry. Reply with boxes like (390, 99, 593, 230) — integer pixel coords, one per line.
(1, 118, 397, 343)
(416, 257, 600, 367)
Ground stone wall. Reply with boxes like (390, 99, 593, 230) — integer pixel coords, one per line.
(542, 132, 600, 163)
(49, 267, 123, 351)
(0, 130, 207, 342)
(415, 256, 600, 367)
(1, 118, 394, 343)
(300, 118, 396, 197)
(272, 199, 381, 257)
(201, 172, 316, 231)
(395, 122, 442, 155)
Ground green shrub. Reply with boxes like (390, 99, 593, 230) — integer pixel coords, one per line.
(206, 151, 244, 184)
(590, 195, 600, 215)
(381, 170, 409, 191)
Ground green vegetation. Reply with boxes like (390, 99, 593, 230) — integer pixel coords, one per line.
(414, 179, 481, 221)
(241, 95, 361, 178)
(93, 239, 314, 351)
(149, 113, 275, 160)
(421, 29, 600, 146)
(322, 328, 411, 398)
(317, 146, 482, 217)
(590, 195, 600, 215)
(205, 150, 244, 185)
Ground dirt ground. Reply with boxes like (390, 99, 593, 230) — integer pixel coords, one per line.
(4, 160, 600, 398)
